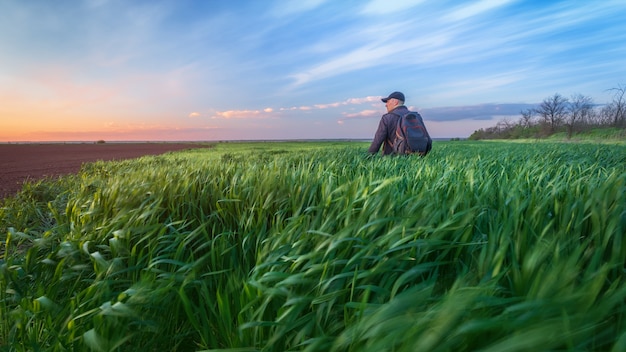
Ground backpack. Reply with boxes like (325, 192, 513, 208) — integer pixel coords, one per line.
(393, 111, 431, 155)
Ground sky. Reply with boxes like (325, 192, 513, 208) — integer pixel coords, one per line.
(1, 0, 625, 142)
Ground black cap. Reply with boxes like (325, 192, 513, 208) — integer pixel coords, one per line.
(381, 91, 405, 102)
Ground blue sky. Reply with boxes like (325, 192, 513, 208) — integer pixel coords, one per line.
(1, 0, 625, 141)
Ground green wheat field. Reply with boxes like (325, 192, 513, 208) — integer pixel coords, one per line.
(1, 140, 625, 351)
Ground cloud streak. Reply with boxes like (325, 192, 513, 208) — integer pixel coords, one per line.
(209, 96, 382, 119)
(360, 0, 425, 15)
(443, 0, 514, 22)
(422, 103, 537, 122)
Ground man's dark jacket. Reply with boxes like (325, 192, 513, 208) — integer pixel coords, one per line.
(368, 105, 410, 155)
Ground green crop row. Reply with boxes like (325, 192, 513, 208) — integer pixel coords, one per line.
(1, 141, 625, 351)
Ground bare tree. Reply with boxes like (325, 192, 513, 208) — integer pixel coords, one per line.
(519, 108, 535, 128)
(605, 84, 626, 127)
(585, 108, 601, 126)
(600, 105, 616, 126)
(566, 94, 594, 138)
(535, 93, 568, 134)
(497, 118, 514, 130)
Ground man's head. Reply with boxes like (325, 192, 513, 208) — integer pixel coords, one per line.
(381, 91, 405, 112)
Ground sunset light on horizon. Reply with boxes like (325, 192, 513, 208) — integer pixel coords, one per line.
(1, 0, 625, 142)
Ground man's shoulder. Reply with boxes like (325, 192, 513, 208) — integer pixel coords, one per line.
(391, 106, 410, 115)
(382, 112, 400, 121)
(384, 106, 409, 119)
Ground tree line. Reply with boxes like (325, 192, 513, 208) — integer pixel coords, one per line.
(469, 84, 626, 140)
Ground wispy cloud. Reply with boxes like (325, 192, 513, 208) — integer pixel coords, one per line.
(211, 109, 275, 119)
(443, 0, 514, 22)
(209, 96, 381, 119)
(340, 110, 380, 120)
(289, 44, 395, 86)
(287, 28, 455, 86)
(269, 0, 329, 17)
(360, 0, 425, 15)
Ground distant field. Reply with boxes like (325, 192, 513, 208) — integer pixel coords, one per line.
(1, 140, 625, 351)
(0, 142, 213, 199)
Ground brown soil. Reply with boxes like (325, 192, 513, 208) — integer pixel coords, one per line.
(0, 142, 213, 199)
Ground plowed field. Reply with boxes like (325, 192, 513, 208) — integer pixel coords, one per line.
(0, 143, 212, 199)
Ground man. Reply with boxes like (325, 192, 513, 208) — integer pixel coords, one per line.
(368, 91, 409, 155)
